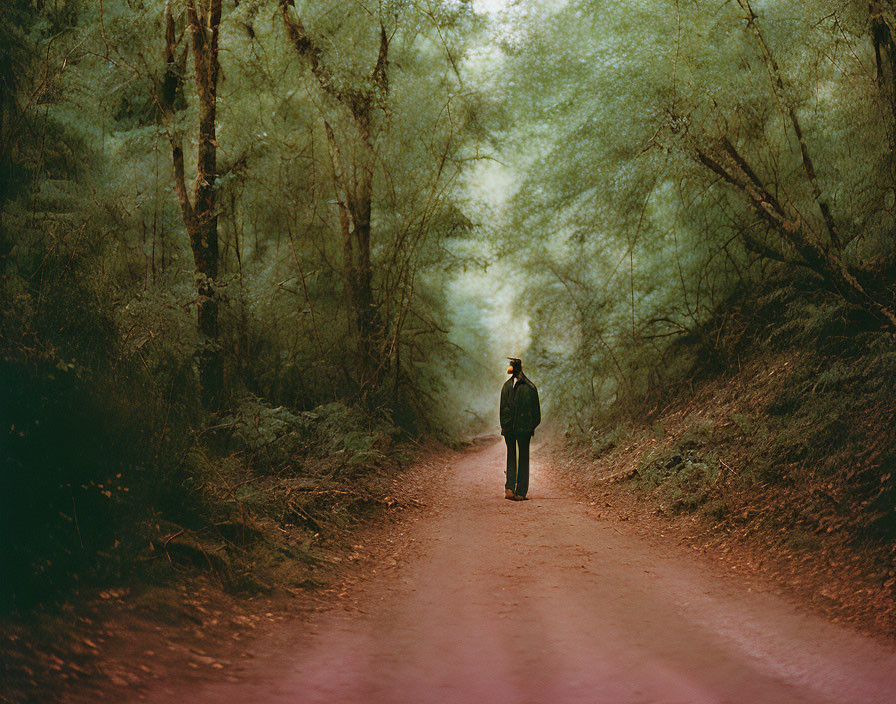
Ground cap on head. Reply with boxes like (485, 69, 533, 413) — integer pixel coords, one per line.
(506, 356, 522, 375)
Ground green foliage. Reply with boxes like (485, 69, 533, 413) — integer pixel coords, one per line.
(222, 396, 399, 470)
(0, 337, 198, 609)
(484, 0, 896, 427)
(590, 422, 631, 458)
(224, 397, 317, 469)
(635, 448, 717, 513)
(0, 0, 493, 610)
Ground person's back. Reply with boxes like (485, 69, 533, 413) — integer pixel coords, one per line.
(500, 357, 541, 500)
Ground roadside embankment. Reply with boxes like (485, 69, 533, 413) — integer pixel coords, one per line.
(551, 345, 896, 638)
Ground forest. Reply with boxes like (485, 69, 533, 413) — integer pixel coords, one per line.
(2, 0, 896, 684)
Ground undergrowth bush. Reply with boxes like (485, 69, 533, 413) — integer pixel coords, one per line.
(0, 349, 197, 610)
(565, 267, 896, 587)
(1, 265, 410, 611)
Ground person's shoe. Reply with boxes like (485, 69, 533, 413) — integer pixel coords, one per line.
(511, 494, 528, 501)
(505, 489, 515, 500)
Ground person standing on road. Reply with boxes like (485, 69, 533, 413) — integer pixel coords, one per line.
(500, 357, 541, 501)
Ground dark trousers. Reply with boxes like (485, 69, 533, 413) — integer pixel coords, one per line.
(504, 433, 531, 497)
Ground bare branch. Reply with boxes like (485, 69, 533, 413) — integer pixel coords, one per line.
(738, 0, 843, 250)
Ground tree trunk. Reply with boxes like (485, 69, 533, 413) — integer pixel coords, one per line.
(162, 0, 223, 407)
(347, 110, 379, 384)
(281, 3, 389, 387)
(871, 2, 896, 128)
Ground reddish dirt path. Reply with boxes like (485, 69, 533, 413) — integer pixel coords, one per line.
(136, 439, 896, 704)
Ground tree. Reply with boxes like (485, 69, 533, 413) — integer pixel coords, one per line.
(681, 0, 896, 333)
(491, 0, 896, 425)
(871, 0, 896, 158)
(279, 0, 389, 387)
(161, 0, 223, 406)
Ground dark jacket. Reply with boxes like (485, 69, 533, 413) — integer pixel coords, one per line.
(500, 374, 541, 436)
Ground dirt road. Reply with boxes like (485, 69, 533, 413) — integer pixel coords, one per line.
(137, 439, 896, 704)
